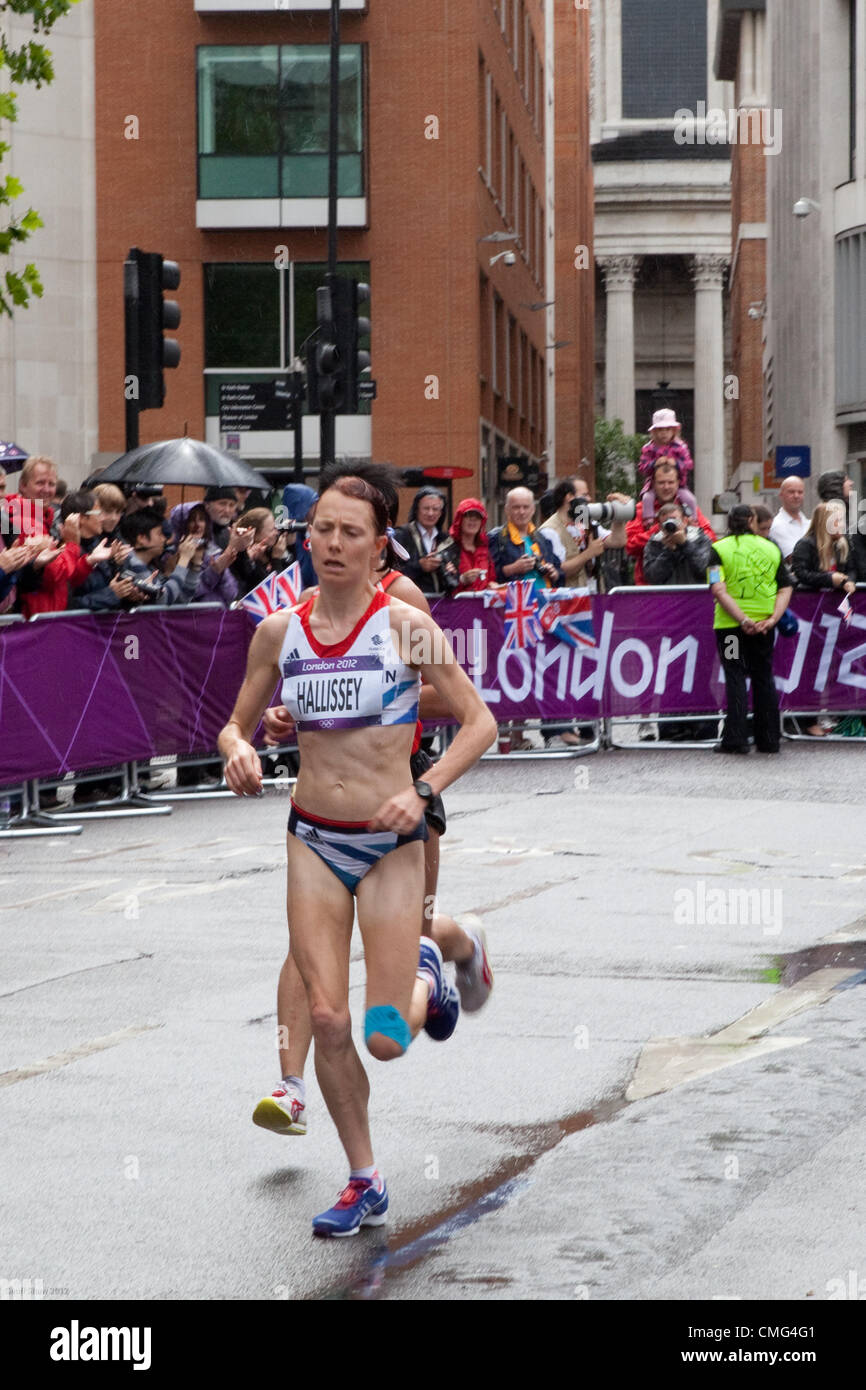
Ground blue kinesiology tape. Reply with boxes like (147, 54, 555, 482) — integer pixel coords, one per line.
(364, 1005, 411, 1054)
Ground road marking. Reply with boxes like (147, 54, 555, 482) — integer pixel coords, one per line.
(627, 966, 856, 1101)
(0, 952, 153, 1000)
(70, 842, 155, 861)
(0, 880, 118, 911)
(86, 878, 249, 913)
(0, 1023, 162, 1089)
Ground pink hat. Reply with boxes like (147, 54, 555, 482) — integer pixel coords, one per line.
(649, 408, 681, 432)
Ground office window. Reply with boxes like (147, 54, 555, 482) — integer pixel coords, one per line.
(204, 260, 370, 415)
(621, 0, 705, 119)
(524, 168, 531, 255)
(484, 68, 493, 180)
(205, 264, 281, 367)
(513, 143, 520, 232)
(836, 232, 866, 414)
(501, 112, 508, 211)
(501, 0, 508, 36)
(493, 293, 503, 394)
(198, 44, 364, 199)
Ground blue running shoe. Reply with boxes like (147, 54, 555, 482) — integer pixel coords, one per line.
(312, 1177, 389, 1238)
(419, 936, 460, 1042)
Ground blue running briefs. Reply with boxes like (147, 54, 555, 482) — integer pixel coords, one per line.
(288, 799, 428, 894)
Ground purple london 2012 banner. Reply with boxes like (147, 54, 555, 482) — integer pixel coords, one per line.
(1, 591, 866, 787)
(431, 590, 866, 721)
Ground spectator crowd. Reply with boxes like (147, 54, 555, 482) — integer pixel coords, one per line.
(2, 426, 865, 762)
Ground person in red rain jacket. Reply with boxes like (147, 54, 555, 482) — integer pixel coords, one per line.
(20, 489, 112, 618)
(446, 497, 492, 592)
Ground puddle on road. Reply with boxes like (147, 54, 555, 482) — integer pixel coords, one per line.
(308, 1096, 628, 1301)
(768, 939, 866, 988)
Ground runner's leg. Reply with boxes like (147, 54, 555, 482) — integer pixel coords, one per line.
(286, 833, 374, 1170)
(355, 838, 427, 1059)
(277, 951, 313, 1079)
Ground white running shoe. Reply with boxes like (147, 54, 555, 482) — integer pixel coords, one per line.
(252, 1080, 307, 1136)
(454, 917, 493, 1013)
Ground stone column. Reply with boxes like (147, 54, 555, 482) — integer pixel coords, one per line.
(598, 254, 639, 435)
(691, 254, 729, 516)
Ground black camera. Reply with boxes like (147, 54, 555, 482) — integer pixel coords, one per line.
(120, 569, 162, 601)
(276, 517, 308, 535)
(662, 517, 680, 535)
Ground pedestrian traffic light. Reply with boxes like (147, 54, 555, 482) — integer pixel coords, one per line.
(126, 248, 181, 411)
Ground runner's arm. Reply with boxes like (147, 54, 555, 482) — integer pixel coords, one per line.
(218, 615, 284, 795)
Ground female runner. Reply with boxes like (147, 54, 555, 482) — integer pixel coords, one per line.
(218, 472, 496, 1236)
(252, 463, 493, 1144)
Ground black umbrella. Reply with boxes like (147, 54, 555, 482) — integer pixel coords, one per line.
(85, 438, 269, 491)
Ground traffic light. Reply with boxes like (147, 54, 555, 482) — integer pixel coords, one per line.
(311, 279, 342, 412)
(346, 280, 371, 414)
(126, 248, 181, 411)
(306, 273, 371, 415)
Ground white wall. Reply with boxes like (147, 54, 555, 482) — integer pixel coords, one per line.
(0, 0, 97, 486)
(765, 0, 850, 483)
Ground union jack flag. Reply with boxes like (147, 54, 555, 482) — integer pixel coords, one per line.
(238, 561, 303, 625)
(538, 589, 596, 649)
(503, 580, 543, 649)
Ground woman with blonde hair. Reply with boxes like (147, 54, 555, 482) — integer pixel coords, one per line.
(791, 501, 855, 594)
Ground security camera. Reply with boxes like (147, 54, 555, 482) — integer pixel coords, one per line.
(793, 197, 820, 218)
(503, 251, 516, 267)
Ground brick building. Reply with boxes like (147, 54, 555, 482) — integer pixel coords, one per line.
(89, 0, 594, 517)
(714, 1, 769, 500)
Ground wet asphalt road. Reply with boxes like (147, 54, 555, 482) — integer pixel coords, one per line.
(2, 742, 866, 1301)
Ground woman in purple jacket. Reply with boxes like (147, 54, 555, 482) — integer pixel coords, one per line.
(168, 502, 238, 607)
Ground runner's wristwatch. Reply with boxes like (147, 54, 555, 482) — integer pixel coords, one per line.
(413, 779, 434, 802)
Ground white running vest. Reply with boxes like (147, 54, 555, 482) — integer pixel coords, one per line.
(278, 588, 420, 732)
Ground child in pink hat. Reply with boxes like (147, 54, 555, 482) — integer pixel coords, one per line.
(638, 409, 697, 524)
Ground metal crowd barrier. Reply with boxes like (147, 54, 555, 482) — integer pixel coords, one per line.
(25, 611, 172, 821)
(603, 586, 723, 751)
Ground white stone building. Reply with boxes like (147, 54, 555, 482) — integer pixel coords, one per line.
(764, 0, 866, 500)
(592, 0, 734, 517)
(0, 0, 97, 486)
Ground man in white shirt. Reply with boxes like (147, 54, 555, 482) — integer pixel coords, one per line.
(768, 478, 810, 562)
(539, 476, 628, 594)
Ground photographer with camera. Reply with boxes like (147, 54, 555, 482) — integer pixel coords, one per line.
(643, 501, 713, 586)
(72, 507, 203, 610)
(490, 487, 564, 587)
(539, 477, 632, 595)
(626, 458, 716, 584)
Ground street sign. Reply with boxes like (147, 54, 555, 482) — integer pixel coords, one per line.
(358, 379, 377, 401)
(424, 466, 474, 480)
(219, 380, 294, 433)
(775, 445, 811, 478)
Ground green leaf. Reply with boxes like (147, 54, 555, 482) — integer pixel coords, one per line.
(0, 92, 18, 121)
(20, 207, 42, 231)
(2, 176, 24, 200)
(5, 268, 31, 307)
